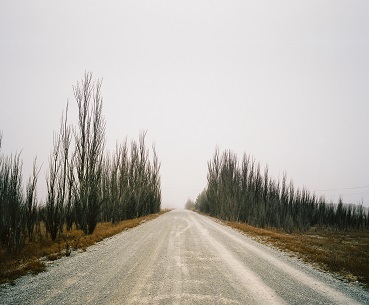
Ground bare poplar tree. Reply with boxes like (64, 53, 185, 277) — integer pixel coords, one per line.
(45, 106, 72, 240)
(25, 158, 40, 241)
(109, 146, 121, 223)
(57, 104, 72, 235)
(117, 140, 129, 219)
(150, 144, 161, 214)
(73, 72, 105, 234)
(206, 147, 220, 216)
(1, 152, 25, 252)
(65, 153, 75, 231)
(127, 140, 139, 219)
(45, 132, 62, 241)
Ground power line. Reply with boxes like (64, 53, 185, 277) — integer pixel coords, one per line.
(346, 190, 369, 195)
(324, 191, 369, 197)
(314, 186, 369, 192)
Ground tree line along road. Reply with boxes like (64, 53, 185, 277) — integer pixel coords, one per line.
(1, 209, 369, 304)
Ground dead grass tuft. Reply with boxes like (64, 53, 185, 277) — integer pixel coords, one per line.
(0, 258, 47, 285)
(0, 209, 170, 285)
(224, 220, 369, 288)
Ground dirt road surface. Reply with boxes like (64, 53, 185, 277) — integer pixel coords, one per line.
(1, 209, 369, 304)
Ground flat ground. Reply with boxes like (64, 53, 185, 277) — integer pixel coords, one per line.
(1, 210, 368, 304)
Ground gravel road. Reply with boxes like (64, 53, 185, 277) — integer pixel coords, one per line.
(1, 209, 369, 304)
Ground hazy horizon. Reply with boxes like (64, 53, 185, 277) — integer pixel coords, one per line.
(1, 1, 368, 208)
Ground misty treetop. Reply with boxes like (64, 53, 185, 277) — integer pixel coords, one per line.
(196, 148, 369, 232)
(0, 72, 162, 253)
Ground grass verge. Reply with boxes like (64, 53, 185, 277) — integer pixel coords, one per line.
(222, 220, 369, 288)
(0, 209, 171, 285)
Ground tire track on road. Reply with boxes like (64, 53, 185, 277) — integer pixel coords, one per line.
(199, 213, 363, 305)
(190, 214, 286, 305)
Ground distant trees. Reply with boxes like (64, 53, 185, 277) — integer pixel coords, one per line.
(196, 147, 369, 232)
(184, 199, 195, 210)
(194, 189, 208, 212)
(100, 132, 161, 223)
(0, 72, 162, 253)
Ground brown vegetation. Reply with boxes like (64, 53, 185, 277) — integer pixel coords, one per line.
(224, 220, 369, 288)
(0, 210, 170, 285)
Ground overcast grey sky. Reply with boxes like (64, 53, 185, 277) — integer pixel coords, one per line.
(1, 1, 369, 208)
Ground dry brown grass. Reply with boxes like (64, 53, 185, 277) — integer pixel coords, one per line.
(223, 220, 369, 288)
(0, 209, 171, 285)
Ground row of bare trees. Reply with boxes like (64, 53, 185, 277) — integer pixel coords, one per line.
(100, 134, 161, 223)
(0, 72, 161, 252)
(196, 148, 369, 232)
(0, 136, 40, 252)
